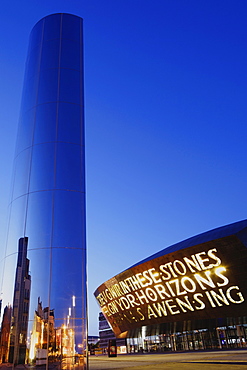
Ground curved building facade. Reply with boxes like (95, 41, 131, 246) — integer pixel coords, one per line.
(0, 14, 87, 368)
(95, 220, 247, 351)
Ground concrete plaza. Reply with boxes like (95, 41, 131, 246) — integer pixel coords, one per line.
(0, 350, 246, 369)
(89, 349, 247, 369)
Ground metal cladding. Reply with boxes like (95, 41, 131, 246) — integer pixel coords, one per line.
(94, 220, 247, 338)
(0, 14, 87, 367)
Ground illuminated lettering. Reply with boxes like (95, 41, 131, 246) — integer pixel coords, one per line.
(226, 286, 245, 304)
(176, 296, 194, 312)
(108, 301, 119, 314)
(120, 297, 130, 309)
(173, 260, 187, 275)
(131, 275, 142, 290)
(105, 289, 113, 301)
(195, 252, 211, 270)
(126, 294, 140, 306)
(193, 293, 205, 310)
(145, 287, 158, 301)
(169, 279, 186, 296)
(181, 276, 196, 292)
(154, 284, 171, 299)
(183, 255, 202, 273)
(97, 246, 246, 329)
(143, 270, 154, 285)
(135, 290, 149, 304)
(159, 265, 172, 280)
(165, 281, 176, 296)
(194, 271, 216, 290)
(215, 267, 229, 287)
(164, 262, 178, 278)
(148, 268, 162, 283)
(210, 289, 229, 306)
(123, 313, 133, 323)
(152, 301, 168, 317)
(102, 306, 110, 316)
(96, 294, 104, 306)
(165, 299, 180, 315)
(205, 290, 216, 307)
(124, 277, 135, 291)
(101, 291, 109, 304)
(137, 307, 145, 320)
(207, 248, 221, 267)
(110, 284, 124, 298)
(147, 305, 158, 319)
(119, 280, 131, 294)
(115, 299, 124, 311)
(136, 273, 150, 288)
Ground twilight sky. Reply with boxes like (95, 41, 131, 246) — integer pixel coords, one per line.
(0, 0, 247, 335)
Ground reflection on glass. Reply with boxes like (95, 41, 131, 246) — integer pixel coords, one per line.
(24, 45, 42, 85)
(6, 196, 28, 254)
(50, 248, 84, 318)
(0, 304, 12, 363)
(25, 192, 53, 250)
(12, 149, 32, 200)
(21, 74, 39, 113)
(52, 191, 85, 248)
(29, 143, 55, 192)
(28, 298, 55, 365)
(8, 237, 31, 365)
(15, 108, 36, 153)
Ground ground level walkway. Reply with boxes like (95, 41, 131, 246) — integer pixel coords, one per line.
(0, 350, 246, 369)
(89, 349, 247, 369)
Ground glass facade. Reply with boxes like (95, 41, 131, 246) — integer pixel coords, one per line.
(126, 325, 247, 352)
(0, 13, 87, 369)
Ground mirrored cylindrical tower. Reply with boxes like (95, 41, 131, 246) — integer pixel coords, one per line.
(0, 13, 87, 369)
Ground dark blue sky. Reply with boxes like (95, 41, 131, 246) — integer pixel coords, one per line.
(1, 0, 247, 335)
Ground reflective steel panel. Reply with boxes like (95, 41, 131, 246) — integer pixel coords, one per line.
(94, 220, 247, 338)
(1, 13, 87, 369)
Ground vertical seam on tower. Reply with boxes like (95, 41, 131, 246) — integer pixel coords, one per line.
(47, 14, 63, 368)
(23, 19, 45, 238)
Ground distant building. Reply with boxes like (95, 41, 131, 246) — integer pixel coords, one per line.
(29, 297, 55, 363)
(98, 312, 126, 353)
(88, 336, 99, 346)
(0, 305, 12, 363)
(9, 237, 31, 364)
